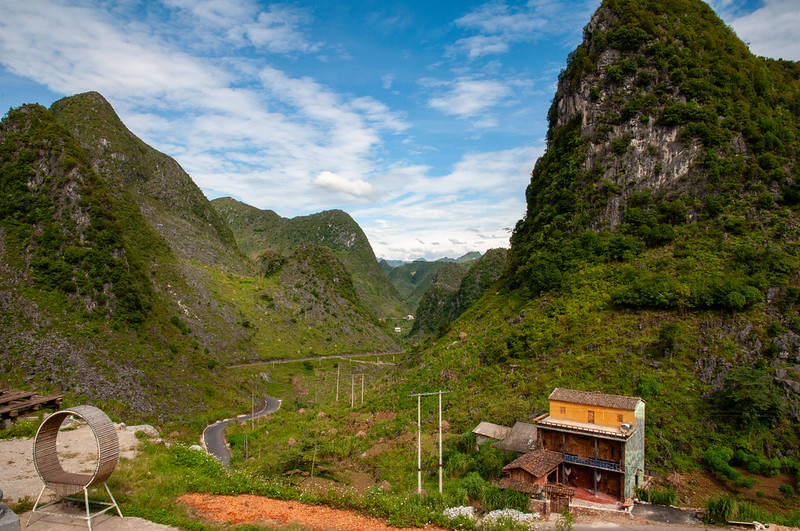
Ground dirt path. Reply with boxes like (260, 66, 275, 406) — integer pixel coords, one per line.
(179, 493, 449, 531)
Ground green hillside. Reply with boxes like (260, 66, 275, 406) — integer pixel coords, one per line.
(0, 96, 400, 421)
(213, 197, 409, 319)
(412, 0, 800, 472)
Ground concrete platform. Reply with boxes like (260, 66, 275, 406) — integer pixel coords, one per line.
(20, 509, 177, 530)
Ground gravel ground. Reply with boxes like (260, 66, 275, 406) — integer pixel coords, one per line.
(0, 422, 153, 504)
(1, 421, 176, 531)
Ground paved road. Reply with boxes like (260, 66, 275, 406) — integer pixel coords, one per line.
(228, 349, 404, 368)
(202, 395, 281, 466)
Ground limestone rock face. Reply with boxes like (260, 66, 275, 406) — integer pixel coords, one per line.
(549, 6, 710, 230)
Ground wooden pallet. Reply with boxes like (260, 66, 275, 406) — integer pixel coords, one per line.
(0, 389, 64, 421)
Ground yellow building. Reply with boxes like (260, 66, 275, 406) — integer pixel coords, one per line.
(536, 388, 645, 501)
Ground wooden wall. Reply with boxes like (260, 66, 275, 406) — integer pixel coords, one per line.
(549, 400, 635, 429)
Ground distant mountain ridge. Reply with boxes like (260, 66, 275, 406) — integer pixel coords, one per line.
(212, 197, 409, 318)
(378, 252, 484, 312)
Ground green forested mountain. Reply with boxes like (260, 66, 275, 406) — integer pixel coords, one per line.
(409, 0, 800, 470)
(412, 249, 507, 337)
(212, 197, 409, 319)
(0, 94, 400, 420)
(383, 253, 482, 312)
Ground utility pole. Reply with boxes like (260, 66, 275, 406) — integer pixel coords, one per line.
(336, 365, 340, 402)
(351, 374, 355, 408)
(361, 373, 365, 405)
(408, 390, 450, 495)
(439, 391, 443, 494)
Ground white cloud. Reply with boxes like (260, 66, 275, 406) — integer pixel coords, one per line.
(718, 0, 800, 61)
(162, 0, 320, 54)
(313, 171, 377, 198)
(449, 0, 593, 59)
(428, 78, 512, 120)
(241, 4, 321, 53)
(355, 144, 542, 260)
(0, 0, 552, 261)
(448, 35, 510, 59)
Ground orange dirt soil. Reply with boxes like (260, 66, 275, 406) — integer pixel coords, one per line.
(178, 493, 449, 531)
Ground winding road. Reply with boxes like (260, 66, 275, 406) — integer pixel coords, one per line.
(202, 395, 281, 466)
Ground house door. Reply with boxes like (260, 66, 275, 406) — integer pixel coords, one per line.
(588, 410, 595, 424)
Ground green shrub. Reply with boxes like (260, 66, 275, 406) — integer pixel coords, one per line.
(780, 484, 795, 496)
(706, 495, 735, 523)
(703, 446, 741, 481)
(461, 472, 485, 502)
(0, 417, 40, 439)
(482, 484, 505, 511)
(503, 489, 530, 512)
(636, 486, 677, 505)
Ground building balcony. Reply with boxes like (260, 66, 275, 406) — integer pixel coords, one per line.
(563, 452, 622, 472)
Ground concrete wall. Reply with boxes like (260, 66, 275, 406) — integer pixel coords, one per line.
(622, 401, 646, 498)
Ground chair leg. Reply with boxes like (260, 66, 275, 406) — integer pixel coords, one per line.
(104, 482, 123, 518)
(27, 485, 46, 525)
(85, 487, 93, 531)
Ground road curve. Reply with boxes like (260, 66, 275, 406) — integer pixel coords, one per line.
(202, 395, 281, 466)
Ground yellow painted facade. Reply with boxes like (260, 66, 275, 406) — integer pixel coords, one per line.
(549, 400, 635, 429)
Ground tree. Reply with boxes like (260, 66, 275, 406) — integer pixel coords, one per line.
(713, 366, 784, 428)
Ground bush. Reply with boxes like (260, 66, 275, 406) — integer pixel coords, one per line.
(636, 486, 677, 505)
(482, 484, 506, 511)
(461, 472, 485, 502)
(706, 495, 735, 523)
(703, 446, 741, 481)
(780, 484, 795, 496)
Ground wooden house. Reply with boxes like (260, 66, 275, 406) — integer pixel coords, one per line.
(499, 449, 563, 494)
(498, 388, 645, 502)
(536, 388, 645, 501)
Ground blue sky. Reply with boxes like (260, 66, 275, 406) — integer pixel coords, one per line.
(1, 0, 798, 261)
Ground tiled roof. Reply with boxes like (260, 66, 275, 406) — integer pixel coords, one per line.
(549, 388, 643, 410)
(503, 449, 564, 477)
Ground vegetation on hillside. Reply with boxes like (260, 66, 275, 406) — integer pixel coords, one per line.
(412, 249, 508, 337)
(416, 0, 800, 478)
(0, 97, 401, 420)
(213, 197, 409, 319)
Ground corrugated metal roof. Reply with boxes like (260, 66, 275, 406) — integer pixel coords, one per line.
(496, 421, 538, 453)
(549, 388, 643, 410)
(472, 421, 511, 440)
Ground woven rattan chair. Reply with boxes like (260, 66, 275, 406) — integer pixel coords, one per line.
(28, 405, 123, 530)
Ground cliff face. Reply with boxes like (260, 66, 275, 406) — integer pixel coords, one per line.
(515, 0, 800, 246)
(50, 92, 251, 275)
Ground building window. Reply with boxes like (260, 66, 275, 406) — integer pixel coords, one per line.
(588, 410, 595, 423)
(618, 414, 624, 423)
(559, 406, 566, 415)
